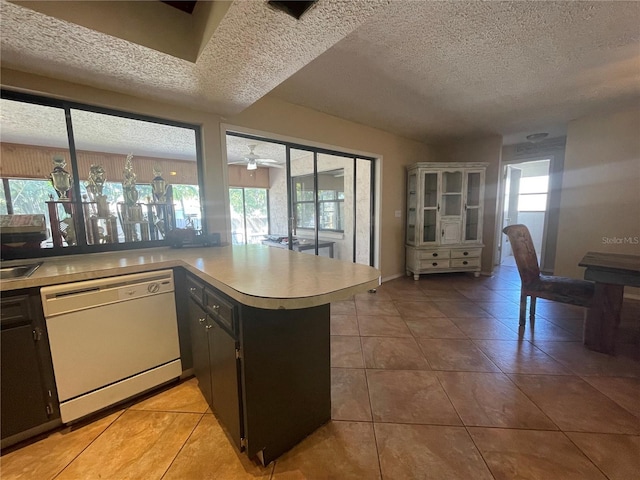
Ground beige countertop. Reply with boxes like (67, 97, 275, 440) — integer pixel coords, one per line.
(0, 245, 381, 309)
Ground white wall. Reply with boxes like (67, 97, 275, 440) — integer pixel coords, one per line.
(555, 108, 640, 295)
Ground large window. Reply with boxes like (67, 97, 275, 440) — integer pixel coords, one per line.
(226, 131, 376, 266)
(0, 90, 204, 259)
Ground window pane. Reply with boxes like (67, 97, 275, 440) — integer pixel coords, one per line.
(319, 201, 343, 231)
(9, 179, 56, 246)
(296, 203, 316, 229)
(244, 188, 269, 243)
(0, 181, 8, 215)
(172, 184, 201, 230)
(291, 150, 314, 234)
(519, 176, 549, 194)
(70, 108, 201, 243)
(229, 188, 245, 245)
(518, 193, 548, 211)
(1, 98, 71, 250)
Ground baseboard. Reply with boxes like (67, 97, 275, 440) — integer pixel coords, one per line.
(381, 273, 405, 283)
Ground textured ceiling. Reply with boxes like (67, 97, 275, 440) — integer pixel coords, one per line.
(271, 1, 640, 144)
(0, 0, 389, 114)
(1, 0, 639, 149)
(1, 98, 197, 160)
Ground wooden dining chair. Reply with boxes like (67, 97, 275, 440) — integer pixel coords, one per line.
(502, 224, 594, 326)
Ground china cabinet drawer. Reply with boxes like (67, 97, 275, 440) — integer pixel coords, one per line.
(450, 248, 482, 259)
(420, 260, 451, 269)
(417, 249, 450, 260)
(451, 258, 480, 268)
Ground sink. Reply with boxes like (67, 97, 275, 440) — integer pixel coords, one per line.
(0, 262, 42, 280)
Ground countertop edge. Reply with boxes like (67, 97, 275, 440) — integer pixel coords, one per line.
(1, 249, 381, 309)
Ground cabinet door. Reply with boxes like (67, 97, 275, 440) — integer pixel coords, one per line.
(441, 170, 463, 217)
(420, 171, 440, 245)
(1, 325, 51, 439)
(463, 170, 485, 243)
(441, 220, 461, 245)
(187, 299, 213, 408)
(406, 172, 417, 245)
(210, 322, 242, 450)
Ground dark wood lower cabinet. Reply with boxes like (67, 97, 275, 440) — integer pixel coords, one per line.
(1, 290, 60, 448)
(185, 272, 331, 465)
(187, 275, 243, 450)
(239, 303, 330, 465)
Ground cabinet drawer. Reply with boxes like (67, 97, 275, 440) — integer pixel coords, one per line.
(451, 258, 480, 268)
(0, 295, 31, 327)
(416, 249, 450, 260)
(451, 248, 482, 259)
(186, 275, 205, 305)
(204, 288, 236, 335)
(420, 259, 451, 269)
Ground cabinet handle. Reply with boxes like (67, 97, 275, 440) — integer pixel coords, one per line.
(432, 252, 438, 257)
(189, 287, 197, 294)
(432, 262, 438, 267)
(437, 203, 440, 211)
(463, 251, 469, 256)
(463, 261, 468, 265)
(198, 317, 206, 325)
(464, 203, 467, 210)
(205, 324, 213, 331)
(441, 229, 444, 237)
(211, 304, 220, 312)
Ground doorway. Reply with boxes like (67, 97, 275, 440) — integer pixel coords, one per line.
(499, 159, 551, 266)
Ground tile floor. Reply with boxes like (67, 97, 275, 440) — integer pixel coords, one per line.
(2, 265, 639, 479)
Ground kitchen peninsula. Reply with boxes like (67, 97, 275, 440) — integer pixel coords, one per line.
(1, 245, 380, 464)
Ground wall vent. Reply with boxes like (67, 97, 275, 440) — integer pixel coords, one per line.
(268, 1, 317, 20)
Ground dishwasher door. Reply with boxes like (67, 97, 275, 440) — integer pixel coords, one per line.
(41, 270, 182, 423)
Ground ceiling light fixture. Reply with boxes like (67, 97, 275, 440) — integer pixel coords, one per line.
(247, 159, 258, 171)
(525, 132, 549, 143)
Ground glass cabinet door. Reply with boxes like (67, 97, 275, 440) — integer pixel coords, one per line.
(441, 171, 462, 217)
(406, 173, 417, 244)
(464, 171, 483, 242)
(422, 172, 439, 243)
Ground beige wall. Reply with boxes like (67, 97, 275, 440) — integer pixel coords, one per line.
(434, 136, 503, 274)
(555, 108, 640, 295)
(2, 68, 435, 278)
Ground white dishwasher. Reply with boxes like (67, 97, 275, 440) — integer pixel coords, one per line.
(41, 269, 182, 423)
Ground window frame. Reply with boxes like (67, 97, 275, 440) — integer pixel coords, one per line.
(292, 173, 345, 233)
(0, 89, 206, 260)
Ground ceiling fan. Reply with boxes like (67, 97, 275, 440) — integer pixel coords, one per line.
(229, 144, 283, 170)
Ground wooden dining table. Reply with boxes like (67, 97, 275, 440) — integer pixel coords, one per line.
(579, 251, 640, 354)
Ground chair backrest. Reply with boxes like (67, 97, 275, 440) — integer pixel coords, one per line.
(502, 224, 541, 285)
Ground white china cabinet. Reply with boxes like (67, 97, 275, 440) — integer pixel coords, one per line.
(406, 162, 487, 280)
